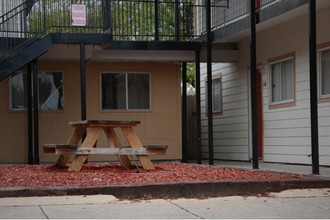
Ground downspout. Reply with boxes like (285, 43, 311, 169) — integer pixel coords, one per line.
(250, 0, 259, 169)
(182, 62, 188, 163)
(206, 0, 213, 165)
(308, 0, 319, 174)
(195, 50, 202, 164)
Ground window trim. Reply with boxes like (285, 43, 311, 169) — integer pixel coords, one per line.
(99, 71, 151, 111)
(318, 42, 330, 103)
(268, 52, 296, 109)
(204, 72, 223, 116)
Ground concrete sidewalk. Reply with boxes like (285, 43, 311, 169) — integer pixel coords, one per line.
(1, 188, 330, 219)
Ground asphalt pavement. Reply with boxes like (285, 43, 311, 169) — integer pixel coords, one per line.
(0, 188, 330, 219)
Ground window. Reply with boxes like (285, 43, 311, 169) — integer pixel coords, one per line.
(10, 71, 64, 110)
(269, 55, 295, 105)
(101, 72, 150, 110)
(205, 76, 222, 114)
(319, 48, 330, 97)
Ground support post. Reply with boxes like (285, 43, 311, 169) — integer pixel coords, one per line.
(195, 50, 202, 164)
(250, 0, 258, 169)
(80, 43, 87, 163)
(32, 60, 39, 164)
(182, 62, 188, 163)
(206, 0, 213, 165)
(80, 43, 87, 121)
(27, 63, 33, 165)
(308, 0, 319, 174)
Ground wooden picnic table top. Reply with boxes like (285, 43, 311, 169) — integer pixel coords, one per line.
(69, 120, 141, 127)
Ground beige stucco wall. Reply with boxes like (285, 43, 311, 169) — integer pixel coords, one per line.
(0, 60, 182, 163)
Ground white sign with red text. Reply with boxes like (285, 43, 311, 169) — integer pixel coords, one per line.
(72, 4, 86, 26)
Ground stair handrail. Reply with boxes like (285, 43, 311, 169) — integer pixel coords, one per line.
(0, 0, 46, 63)
(0, 1, 34, 23)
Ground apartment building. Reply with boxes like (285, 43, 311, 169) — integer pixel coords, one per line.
(1, 0, 328, 168)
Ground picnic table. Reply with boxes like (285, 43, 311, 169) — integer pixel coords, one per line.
(43, 120, 167, 172)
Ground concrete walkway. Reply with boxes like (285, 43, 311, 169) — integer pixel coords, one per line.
(210, 160, 330, 177)
(1, 188, 330, 219)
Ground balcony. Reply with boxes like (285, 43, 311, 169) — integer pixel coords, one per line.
(206, 0, 313, 42)
(0, 0, 205, 60)
(4, 0, 306, 78)
(0, 0, 210, 80)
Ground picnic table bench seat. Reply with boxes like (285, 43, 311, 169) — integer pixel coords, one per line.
(43, 144, 78, 153)
(42, 144, 167, 155)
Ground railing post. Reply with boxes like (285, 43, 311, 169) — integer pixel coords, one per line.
(175, 0, 180, 41)
(23, 1, 27, 39)
(43, 0, 46, 34)
(103, 0, 112, 38)
(154, 0, 159, 41)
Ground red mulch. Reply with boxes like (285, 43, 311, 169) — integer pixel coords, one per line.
(0, 162, 305, 188)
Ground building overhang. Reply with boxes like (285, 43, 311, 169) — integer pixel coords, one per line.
(40, 45, 197, 62)
(40, 33, 239, 63)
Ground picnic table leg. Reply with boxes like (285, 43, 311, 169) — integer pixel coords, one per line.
(56, 126, 86, 167)
(121, 127, 155, 170)
(68, 127, 103, 172)
(104, 127, 133, 168)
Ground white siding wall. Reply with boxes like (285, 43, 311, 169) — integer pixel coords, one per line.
(256, 7, 330, 166)
(200, 61, 250, 161)
(201, 5, 330, 166)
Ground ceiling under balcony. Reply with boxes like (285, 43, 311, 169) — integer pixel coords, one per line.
(40, 42, 239, 63)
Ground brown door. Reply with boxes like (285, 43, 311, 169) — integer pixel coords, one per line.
(256, 69, 263, 158)
(255, 0, 260, 11)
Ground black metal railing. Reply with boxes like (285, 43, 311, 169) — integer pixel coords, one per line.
(0, 0, 282, 62)
(0, 0, 198, 39)
(194, 0, 278, 33)
(0, 0, 199, 61)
